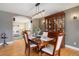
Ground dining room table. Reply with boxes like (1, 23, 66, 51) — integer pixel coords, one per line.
(28, 34, 56, 51)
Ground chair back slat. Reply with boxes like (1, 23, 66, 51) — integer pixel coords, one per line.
(55, 33, 64, 51)
(42, 32, 48, 37)
(23, 31, 29, 45)
(24, 33, 29, 44)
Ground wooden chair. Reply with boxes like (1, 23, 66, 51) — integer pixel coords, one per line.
(39, 32, 48, 47)
(40, 32, 64, 56)
(22, 31, 38, 56)
(40, 32, 48, 40)
(42, 32, 48, 37)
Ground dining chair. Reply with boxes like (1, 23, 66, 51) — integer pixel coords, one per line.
(40, 32, 48, 40)
(39, 32, 48, 47)
(42, 32, 48, 37)
(40, 32, 64, 56)
(22, 31, 39, 56)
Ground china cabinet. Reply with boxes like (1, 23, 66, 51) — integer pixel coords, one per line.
(44, 12, 65, 47)
(45, 12, 65, 32)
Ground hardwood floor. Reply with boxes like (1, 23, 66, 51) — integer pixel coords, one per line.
(0, 39, 79, 56)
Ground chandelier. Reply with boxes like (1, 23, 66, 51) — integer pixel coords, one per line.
(32, 3, 45, 19)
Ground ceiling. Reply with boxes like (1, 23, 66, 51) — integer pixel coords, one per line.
(0, 3, 79, 18)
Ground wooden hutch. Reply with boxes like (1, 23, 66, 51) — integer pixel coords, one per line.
(44, 11, 65, 47)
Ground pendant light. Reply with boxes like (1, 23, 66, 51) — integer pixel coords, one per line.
(32, 3, 45, 19)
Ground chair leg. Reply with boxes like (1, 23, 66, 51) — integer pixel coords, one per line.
(52, 51, 55, 56)
(28, 48, 30, 56)
(40, 51, 43, 56)
(37, 46, 39, 56)
(25, 47, 27, 54)
(25, 45, 27, 55)
(58, 49, 60, 56)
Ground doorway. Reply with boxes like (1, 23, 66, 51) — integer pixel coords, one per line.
(12, 16, 32, 40)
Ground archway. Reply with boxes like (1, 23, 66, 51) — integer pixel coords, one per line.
(12, 16, 32, 40)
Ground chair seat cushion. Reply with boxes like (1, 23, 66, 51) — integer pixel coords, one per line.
(30, 43, 37, 47)
(42, 44, 54, 55)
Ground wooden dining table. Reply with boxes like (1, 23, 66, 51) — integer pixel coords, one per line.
(28, 35, 56, 50)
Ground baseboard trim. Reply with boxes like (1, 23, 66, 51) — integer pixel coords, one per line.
(65, 45, 79, 51)
(0, 41, 15, 46)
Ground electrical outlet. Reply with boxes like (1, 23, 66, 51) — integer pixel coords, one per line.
(74, 42, 77, 45)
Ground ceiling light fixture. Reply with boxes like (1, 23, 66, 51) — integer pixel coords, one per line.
(32, 3, 45, 19)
